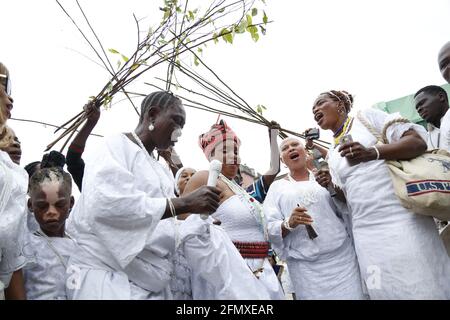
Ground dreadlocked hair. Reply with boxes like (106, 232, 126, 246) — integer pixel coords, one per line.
(29, 167, 72, 197)
(323, 90, 354, 113)
(139, 91, 181, 122)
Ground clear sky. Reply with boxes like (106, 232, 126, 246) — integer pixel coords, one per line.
(2, 0, 450, 182)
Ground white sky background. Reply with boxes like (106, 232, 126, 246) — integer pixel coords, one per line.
(2, 0, 450, 185)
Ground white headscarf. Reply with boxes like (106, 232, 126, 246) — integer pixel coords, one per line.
(174, 167, 197, 196)
(174, 167, 186, 196)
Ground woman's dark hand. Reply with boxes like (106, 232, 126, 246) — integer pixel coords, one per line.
(268, 120, 281, 131)
(304, 128, 315, 150)
(338, 141, 377, 165)
(181, 185, 221, 214)
(83, 101, 101, 124)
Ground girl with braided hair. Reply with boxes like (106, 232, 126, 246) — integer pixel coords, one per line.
(312, 90, 450, 299)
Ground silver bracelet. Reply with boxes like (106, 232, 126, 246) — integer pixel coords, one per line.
(371, 145, 380, 160)
(167, 198, 176, 218)
(283, 219, 295, 231)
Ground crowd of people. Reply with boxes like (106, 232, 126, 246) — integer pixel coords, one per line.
(0, 41, 450, 300)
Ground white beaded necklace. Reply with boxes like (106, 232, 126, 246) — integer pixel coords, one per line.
(130, 131, 173, 198)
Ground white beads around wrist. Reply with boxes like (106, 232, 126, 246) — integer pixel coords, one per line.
(167, 198, 176, 218)
(283, 219, 295, 231)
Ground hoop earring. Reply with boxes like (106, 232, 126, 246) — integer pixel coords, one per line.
(149, 123, 155, 131)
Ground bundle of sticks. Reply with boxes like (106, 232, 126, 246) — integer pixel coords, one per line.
(48, 0, 270, 151)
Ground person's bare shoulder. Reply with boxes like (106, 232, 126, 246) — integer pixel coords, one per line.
(183, 170, 209, 195)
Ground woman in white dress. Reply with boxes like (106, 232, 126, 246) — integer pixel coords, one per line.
(312, 90, 450, 299)
(263, 137, 364, 300)
(170, 166, 272, 300)
(184, 120, 285, 300)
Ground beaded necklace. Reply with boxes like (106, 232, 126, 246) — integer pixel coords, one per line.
(219, 174, 268, 242)
(333, 116, 354, 146)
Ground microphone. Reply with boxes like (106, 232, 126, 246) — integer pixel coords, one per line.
(202, 159, 222, 220)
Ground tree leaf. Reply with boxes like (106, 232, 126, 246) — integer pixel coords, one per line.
(256, 104, 267, 115)
(263, 11, 268, 24)
(252, 31, 259, 42)
(224, 32, 233, 44)
(163, 7, 171, 20)
(256, 105, 263, 115)
(252, 8, 258, 16)
(212, 33, 219, 44)
(259, 25, 266, 35)
(247, 25, 259, 42)
(188, 10, 195, 21)
(108, 48, 119, 54)
(246, 14, 252, 26)
(121, 54, 129, 62)
(235, 20, 247, 34)
(194, 55, 199, 66)
(220, 28, 233, 44)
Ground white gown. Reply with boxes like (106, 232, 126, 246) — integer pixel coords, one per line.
(264, 177, 365, 300)
(23, 230, 77, 300)
(328, 108, 450, 299)
(212, 194, 285, 300)
(66, 133, 176, 300)
(177, 215, 271, 300)
(0, 151, 28, 290)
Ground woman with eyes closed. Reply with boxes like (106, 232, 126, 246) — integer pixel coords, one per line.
(312, 90, 450, 299)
